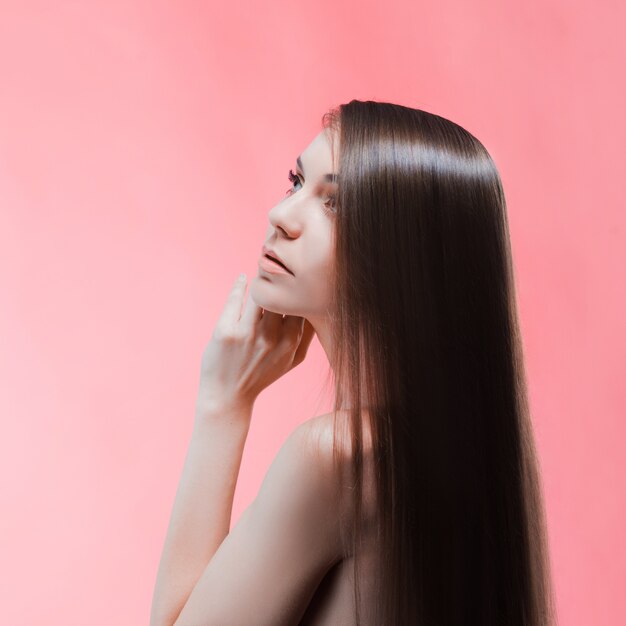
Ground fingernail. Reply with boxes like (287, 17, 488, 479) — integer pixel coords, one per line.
(238, 272, 247, 282)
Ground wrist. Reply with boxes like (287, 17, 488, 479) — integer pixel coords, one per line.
(193, 399, 254, 431)
(195, 383, 255, 416)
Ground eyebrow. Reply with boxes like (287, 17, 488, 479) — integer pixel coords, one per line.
(297, 155, 338, 184)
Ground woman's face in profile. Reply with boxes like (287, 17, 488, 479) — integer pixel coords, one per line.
(249, 128, 338, 321)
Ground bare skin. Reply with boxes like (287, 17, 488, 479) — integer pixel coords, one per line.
(298, 412, 379, 626)
(249, 127, 339, 365)
(150, 129, 378, 625)
(250, 129, 379, 623)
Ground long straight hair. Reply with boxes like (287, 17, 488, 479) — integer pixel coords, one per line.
(320, 100, 556, 625)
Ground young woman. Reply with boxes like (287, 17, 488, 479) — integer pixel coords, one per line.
(150, 100, 556, 625)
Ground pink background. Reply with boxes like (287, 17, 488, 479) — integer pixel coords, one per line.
(1, 1, 623, 624)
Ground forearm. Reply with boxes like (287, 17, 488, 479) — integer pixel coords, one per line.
(150, 404, 252, 626)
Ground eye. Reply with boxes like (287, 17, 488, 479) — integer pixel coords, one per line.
(285, 169, 302, 196)
(286, 168, 336, 216)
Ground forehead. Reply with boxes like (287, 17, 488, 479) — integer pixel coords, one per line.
(300, 129, 337, 172)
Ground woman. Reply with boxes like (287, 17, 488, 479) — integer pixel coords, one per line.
(150, 99, 556, 625)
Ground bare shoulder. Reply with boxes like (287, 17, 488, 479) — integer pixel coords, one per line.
(299, 409, 378, 542)
(169, 412, 370, 625)
(299, 409, 374, 459)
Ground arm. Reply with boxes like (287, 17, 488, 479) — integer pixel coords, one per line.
(170, 414, 346, 626)
(149, 404, 252, 626)
(150, 272, 317, 625)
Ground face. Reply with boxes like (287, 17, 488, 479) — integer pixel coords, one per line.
(249, 128, 338, 320)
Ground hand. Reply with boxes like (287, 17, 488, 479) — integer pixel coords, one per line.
(195, 273, 316, 415)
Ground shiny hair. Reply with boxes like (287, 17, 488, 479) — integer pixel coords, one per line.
(320, 99, 556, 625)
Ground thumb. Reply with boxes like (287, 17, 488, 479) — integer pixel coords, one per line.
(217, 273, 247, 326)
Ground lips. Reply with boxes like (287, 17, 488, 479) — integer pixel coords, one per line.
(261, 245, 294, 275)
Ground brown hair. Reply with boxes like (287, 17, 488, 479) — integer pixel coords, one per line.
(321, 99, 556, 625)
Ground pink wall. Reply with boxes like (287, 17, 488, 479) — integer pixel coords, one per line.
(1, 1, 623, 624)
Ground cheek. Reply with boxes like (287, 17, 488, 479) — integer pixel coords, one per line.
(310, 243, 334, 276)
(307, 247, 335, 299)
(310, 226, 335, 269)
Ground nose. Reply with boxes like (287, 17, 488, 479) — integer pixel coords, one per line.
(266, 202, 299, 240)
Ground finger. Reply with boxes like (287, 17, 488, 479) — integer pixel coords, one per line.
(290, 318, 316, 366)
(240, 279, 263, 328)
(217, 273, 248, 326)
(282, 314, 305, 337)
(259, 307, 284, 335)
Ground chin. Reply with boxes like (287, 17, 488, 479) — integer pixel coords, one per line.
(249, 280, 288, 315)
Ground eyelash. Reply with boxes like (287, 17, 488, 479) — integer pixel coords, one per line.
(286, 169, 336, 215)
